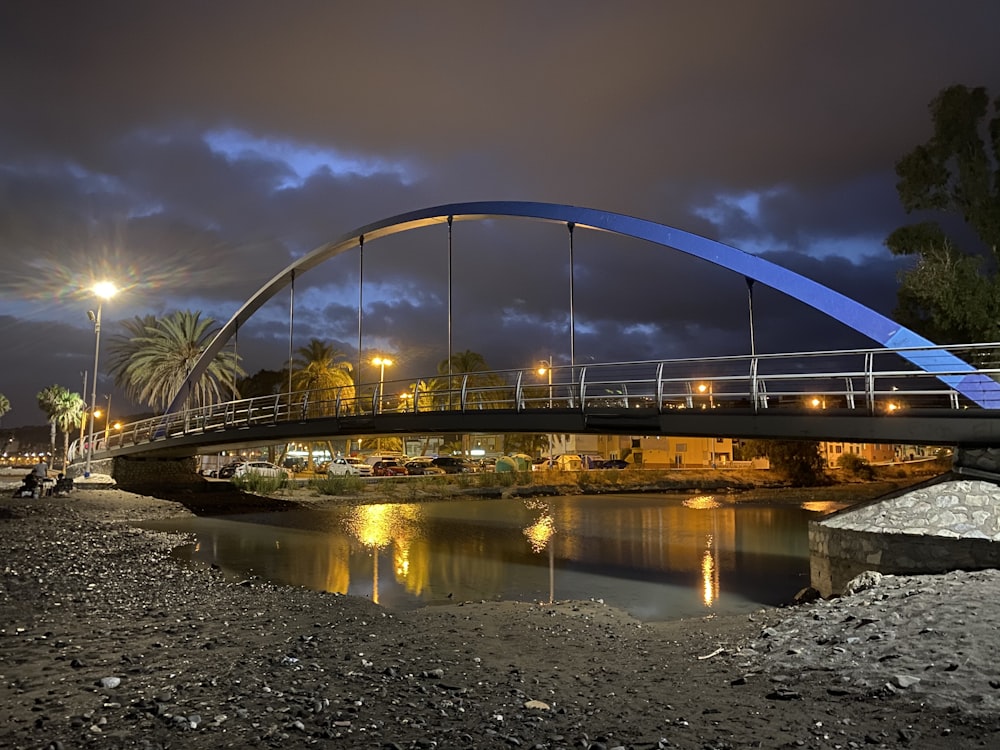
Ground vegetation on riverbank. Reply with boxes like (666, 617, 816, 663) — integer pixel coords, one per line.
(246, 458, 949, 507)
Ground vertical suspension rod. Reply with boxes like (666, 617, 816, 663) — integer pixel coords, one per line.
(287, 270, 296, 399)
(447, 216, 454, 409)
(568, 222, 576, 368)
(357, 234, 365, 387)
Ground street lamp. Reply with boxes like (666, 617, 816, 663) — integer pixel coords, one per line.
(102, 394, 113, 444)
(372, 356, 392, 452)
(85, 281, 117, 476)
(537, 358, 554, 464)
(371, 356, 393, 414)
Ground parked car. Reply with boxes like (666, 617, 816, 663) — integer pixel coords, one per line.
(598, 458, 630, 470)
(327, 456, 372, 477)
(404, 457, 447, 475)
(231, 461, 290, 479)
(431, 456, 473, 474)
(217, 461, 244, 479)
(372, 459, 409, 476)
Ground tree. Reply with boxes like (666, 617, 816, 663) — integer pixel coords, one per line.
(741, 439, 827, 486)
(238, 368, 285, 399)
(289, 339, 355, 471)
(290, 339, 355, 415)
(886, 84, 1000, 343)
(432, 350, 507, 456)
(0, 393, 9, 425)
(107, 311, 245, 413)
(36, 385, 85, 471)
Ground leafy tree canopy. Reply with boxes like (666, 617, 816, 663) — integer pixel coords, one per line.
(886, 84, 1000, 343)
(741, 439, 827, 486)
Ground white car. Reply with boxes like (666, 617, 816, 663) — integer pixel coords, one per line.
(231, 461, 289, 479)
(327, 457, 372, 477)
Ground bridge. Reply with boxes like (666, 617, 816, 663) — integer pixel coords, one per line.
(77, 202, 1000, 467)
(86, 343, 1000, 461)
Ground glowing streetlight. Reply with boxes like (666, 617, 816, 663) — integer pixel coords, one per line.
(371, 356, 393, 414)
(85, 281, 117, 476)
(537, 357, 554, 463)
(697, 381, 714, 408)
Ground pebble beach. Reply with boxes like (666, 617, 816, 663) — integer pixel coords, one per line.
(3, 486, 1000, 749)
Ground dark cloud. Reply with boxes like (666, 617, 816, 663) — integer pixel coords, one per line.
(1, 1, 998, 426)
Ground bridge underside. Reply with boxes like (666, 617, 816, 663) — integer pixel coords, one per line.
(97, 408, 1000, 460)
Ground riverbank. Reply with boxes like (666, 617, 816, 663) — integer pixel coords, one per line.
(3, 485, 999, 748)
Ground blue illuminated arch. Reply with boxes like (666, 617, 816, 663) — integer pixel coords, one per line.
(167, 201, 1000, 413)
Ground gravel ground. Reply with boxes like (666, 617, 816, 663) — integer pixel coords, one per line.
(2, 488, 1000, 749)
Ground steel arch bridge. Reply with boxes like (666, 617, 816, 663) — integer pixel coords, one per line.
(166, 201, 1000, 418)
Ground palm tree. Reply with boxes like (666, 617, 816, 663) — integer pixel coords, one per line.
(36, 385, 85, 471)
(0, 392, 9, 426)
(432, 350, 507, 457)
(289, 339, 356, 470)
(433, 350, 506, 410)
(107, 311, 245, 413)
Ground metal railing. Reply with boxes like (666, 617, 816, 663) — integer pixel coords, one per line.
(76, 342, 1000, 457)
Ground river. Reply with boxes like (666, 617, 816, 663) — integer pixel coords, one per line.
(141, 492, 848, 622)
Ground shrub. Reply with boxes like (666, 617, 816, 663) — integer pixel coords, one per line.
(837, 452, 875, 480)
(232, 473, 288, 494)
(313, 474, 365, 495)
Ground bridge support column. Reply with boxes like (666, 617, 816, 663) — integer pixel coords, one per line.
(808, 473, 1000, 597)
(952, 446, 1000, 481)
(111, 455, 202, 491)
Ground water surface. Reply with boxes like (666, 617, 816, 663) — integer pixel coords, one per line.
(142, 493, 846, 622)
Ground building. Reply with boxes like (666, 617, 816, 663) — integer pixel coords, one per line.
(614, 435, 734, 468)
(819, 441, 896, 468)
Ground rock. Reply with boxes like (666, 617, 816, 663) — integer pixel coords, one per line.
(843, 571, 884, 595)
(99, 676, 121, 689)
(792, 586, 821, 605)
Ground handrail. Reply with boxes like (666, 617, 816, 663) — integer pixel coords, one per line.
(76, 342, 1000, 457)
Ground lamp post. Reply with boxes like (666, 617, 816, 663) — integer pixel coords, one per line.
(102, 394, 112, 444)
(537, 358, 554, 465)
(372, 356, 392, 452)
(85, 281, 117, 476)
(371, 356, 393, 414)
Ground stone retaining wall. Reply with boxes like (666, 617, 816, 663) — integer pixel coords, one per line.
(810, 475, 1000, 596)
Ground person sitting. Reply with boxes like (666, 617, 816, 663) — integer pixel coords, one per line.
(52, 473, 74, 497)
(14, 472, 39, 498)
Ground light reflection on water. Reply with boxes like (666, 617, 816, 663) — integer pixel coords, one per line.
(141, 493, 844, 622)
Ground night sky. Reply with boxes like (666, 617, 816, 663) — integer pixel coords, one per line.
(2, 1, 999, 427)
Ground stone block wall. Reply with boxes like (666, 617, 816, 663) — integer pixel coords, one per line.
(810, 476, 1000, 596)
(112, 456, 201, 488)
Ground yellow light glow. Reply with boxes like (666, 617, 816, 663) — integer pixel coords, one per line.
(92, 280, 118, 299)
(372, 356, 393, 367)
(701, 536, 719, 607)
(523, 514, 555, 553)
(537, 367, 547, 376)
(698, 383, 708, 393)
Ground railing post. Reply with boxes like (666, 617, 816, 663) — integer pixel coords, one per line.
(578, 366, 588, 413)
(865, 352, 875, 414)
(750, 356, 759, 414)
(460, 374, 469, 412)
(655, 362, 664, 413)
(514, 371, 524, 411)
